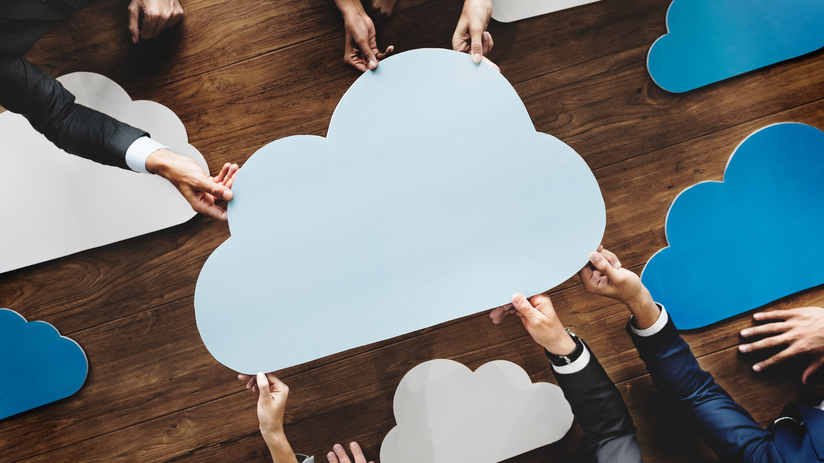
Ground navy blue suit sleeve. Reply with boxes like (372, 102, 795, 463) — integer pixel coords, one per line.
(0, 53, 147, 169)
(629, 318, 785, 463)
(552, 345, 644, 463)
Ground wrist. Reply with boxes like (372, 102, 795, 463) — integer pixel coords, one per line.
(625, 290, 660, 330)
(144, 148, 175, 177)
(545, 332, 577, 356)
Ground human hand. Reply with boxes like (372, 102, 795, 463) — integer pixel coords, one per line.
(499, 293, 577, 355)
(327, 441, 374, 463)
(240, 373, 299, 463)
(338, 2, 394, 71)
(579, 246, 659, 329)
(739, 307, 824, 384)
(452, 0, 493, 63)
(128, 0, 184, 44)
(145, 149, 238, 221)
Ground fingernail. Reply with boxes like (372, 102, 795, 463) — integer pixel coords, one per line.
(473, 53, 481, 63)
(257, 372, 265, 381)
(590, 252, 601, 262)
(753, 313, 762, 320)
(512, 294, 523, 304)
(741, 329, 750, 337)
(753, 364, 761, 372)
(369, 60, 376, 69)
(334, 444, 343, 451)
(739, 345, 748, 352)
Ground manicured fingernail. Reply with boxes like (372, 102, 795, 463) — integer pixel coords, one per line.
(473, 53, 481, 63)
(753, 364, 761, 371)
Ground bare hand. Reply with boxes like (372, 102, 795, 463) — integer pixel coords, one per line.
(739, 307, 824, 384)
(146, 149, 239, 221)
(328, 442, 374, 463)
(128, 0, 184, 44)
(341, 7, 394, 71)
(452, 0, 493, 63)
(579, 246, 659, 329)
(494, 293, 576, 355)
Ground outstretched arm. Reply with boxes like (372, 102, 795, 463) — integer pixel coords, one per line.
(582, 248, 785, 463)
(501, 293, 643, 463)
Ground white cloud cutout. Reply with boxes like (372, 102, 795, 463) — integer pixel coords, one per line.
(380, 359, 574, 462)
(491, 0, 602, 23)
(0, 72, 207, 274)
(194, 49, 605, 373)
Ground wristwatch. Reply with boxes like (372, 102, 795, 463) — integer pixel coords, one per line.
(544, 328, 585, 367)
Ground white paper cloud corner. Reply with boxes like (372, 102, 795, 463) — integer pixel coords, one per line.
(380, 359, 574, 463)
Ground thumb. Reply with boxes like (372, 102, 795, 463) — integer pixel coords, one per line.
(470, 24, 484, 63)
(128, 4, 140, 43)
(511, 293, 540, 325)
(589, 251, 620, 279)
(256, 372, 271, 404)
(358, 38, 378, 70)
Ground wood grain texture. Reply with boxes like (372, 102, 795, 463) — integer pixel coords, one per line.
(2, 0, 824, 461)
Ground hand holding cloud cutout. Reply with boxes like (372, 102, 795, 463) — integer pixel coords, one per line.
(0, 72, 212, 274)
(647, 0, 824, 92)
(194, 49, 605, 374)
(641, 123, 824, 329)
(380, 359, 573, 462)
(0, 309, 88, 420)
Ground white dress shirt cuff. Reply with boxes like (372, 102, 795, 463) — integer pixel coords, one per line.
(630, 304, 668, 337)
(551, 344, 591, 375)
(125, 137, 169, 174)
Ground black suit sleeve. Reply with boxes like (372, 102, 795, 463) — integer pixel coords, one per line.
(551, 345, 644, 463)
(0, 53, 147, 169)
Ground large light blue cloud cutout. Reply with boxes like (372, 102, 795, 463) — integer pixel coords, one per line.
(195, 49, 605, 373)
(647, 0, 824, 93)
(641, 123, 824, 329)
(1, 309, 88, 420)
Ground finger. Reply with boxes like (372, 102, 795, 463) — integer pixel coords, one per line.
(489, 306, 507, 324)
(802, 356, 824, 385)
(349, 442, 367, 463)
(347, 54, 369, 72)
(599, 248, 621, 270)
(128, 3, 140, 43)
(224, 165, 239, 191)
(195, 202, 228, 221)
(740, 322, 788, 338)
(482, 31, 494, 55)
(754, 346, 796, 371)
(739, 333, 788, 353)
(357, 38, 378, 70)
(328, 452, 340, 463)
(150, 12, 169, 39)
(589, 251, 620, 280)
(256, 372, 271, 404)
(213, 163, 231, 183)
(168, 3, 183, 29)
(332, 444, 352, 463)
(596, 244, 604, 252)
(140, 8, 159, 41)
(753, 309, 796, 322)
(511, 293, 541, 325)
(470, 24, 484, 63)
(481, 56, 500, 72)
(375, 45, 394, 60)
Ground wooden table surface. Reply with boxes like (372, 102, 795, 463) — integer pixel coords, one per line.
(2, 0, 824, 461)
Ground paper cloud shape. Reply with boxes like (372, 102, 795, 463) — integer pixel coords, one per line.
(490, 0, 601, 23)
(0, 72, 208, 274)
(0, 308, 88, 420)
(195, 49, 605, 373)
(380, 359, 573, 462)
(647, 0, 824, 92)
(641, 123, 824, 329)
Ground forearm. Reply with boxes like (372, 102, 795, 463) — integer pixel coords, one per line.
(0, 54, 145, 169)
(263, 430, 300, 463)
(552, 347, 642, 462)
(630, 318, 781, 462)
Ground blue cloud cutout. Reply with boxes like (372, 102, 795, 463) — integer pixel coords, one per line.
(647, 0, 824, 93)
(0, 309, 88, 420)
(641, 123, 824, 329)
(195, 49, 606, 373)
